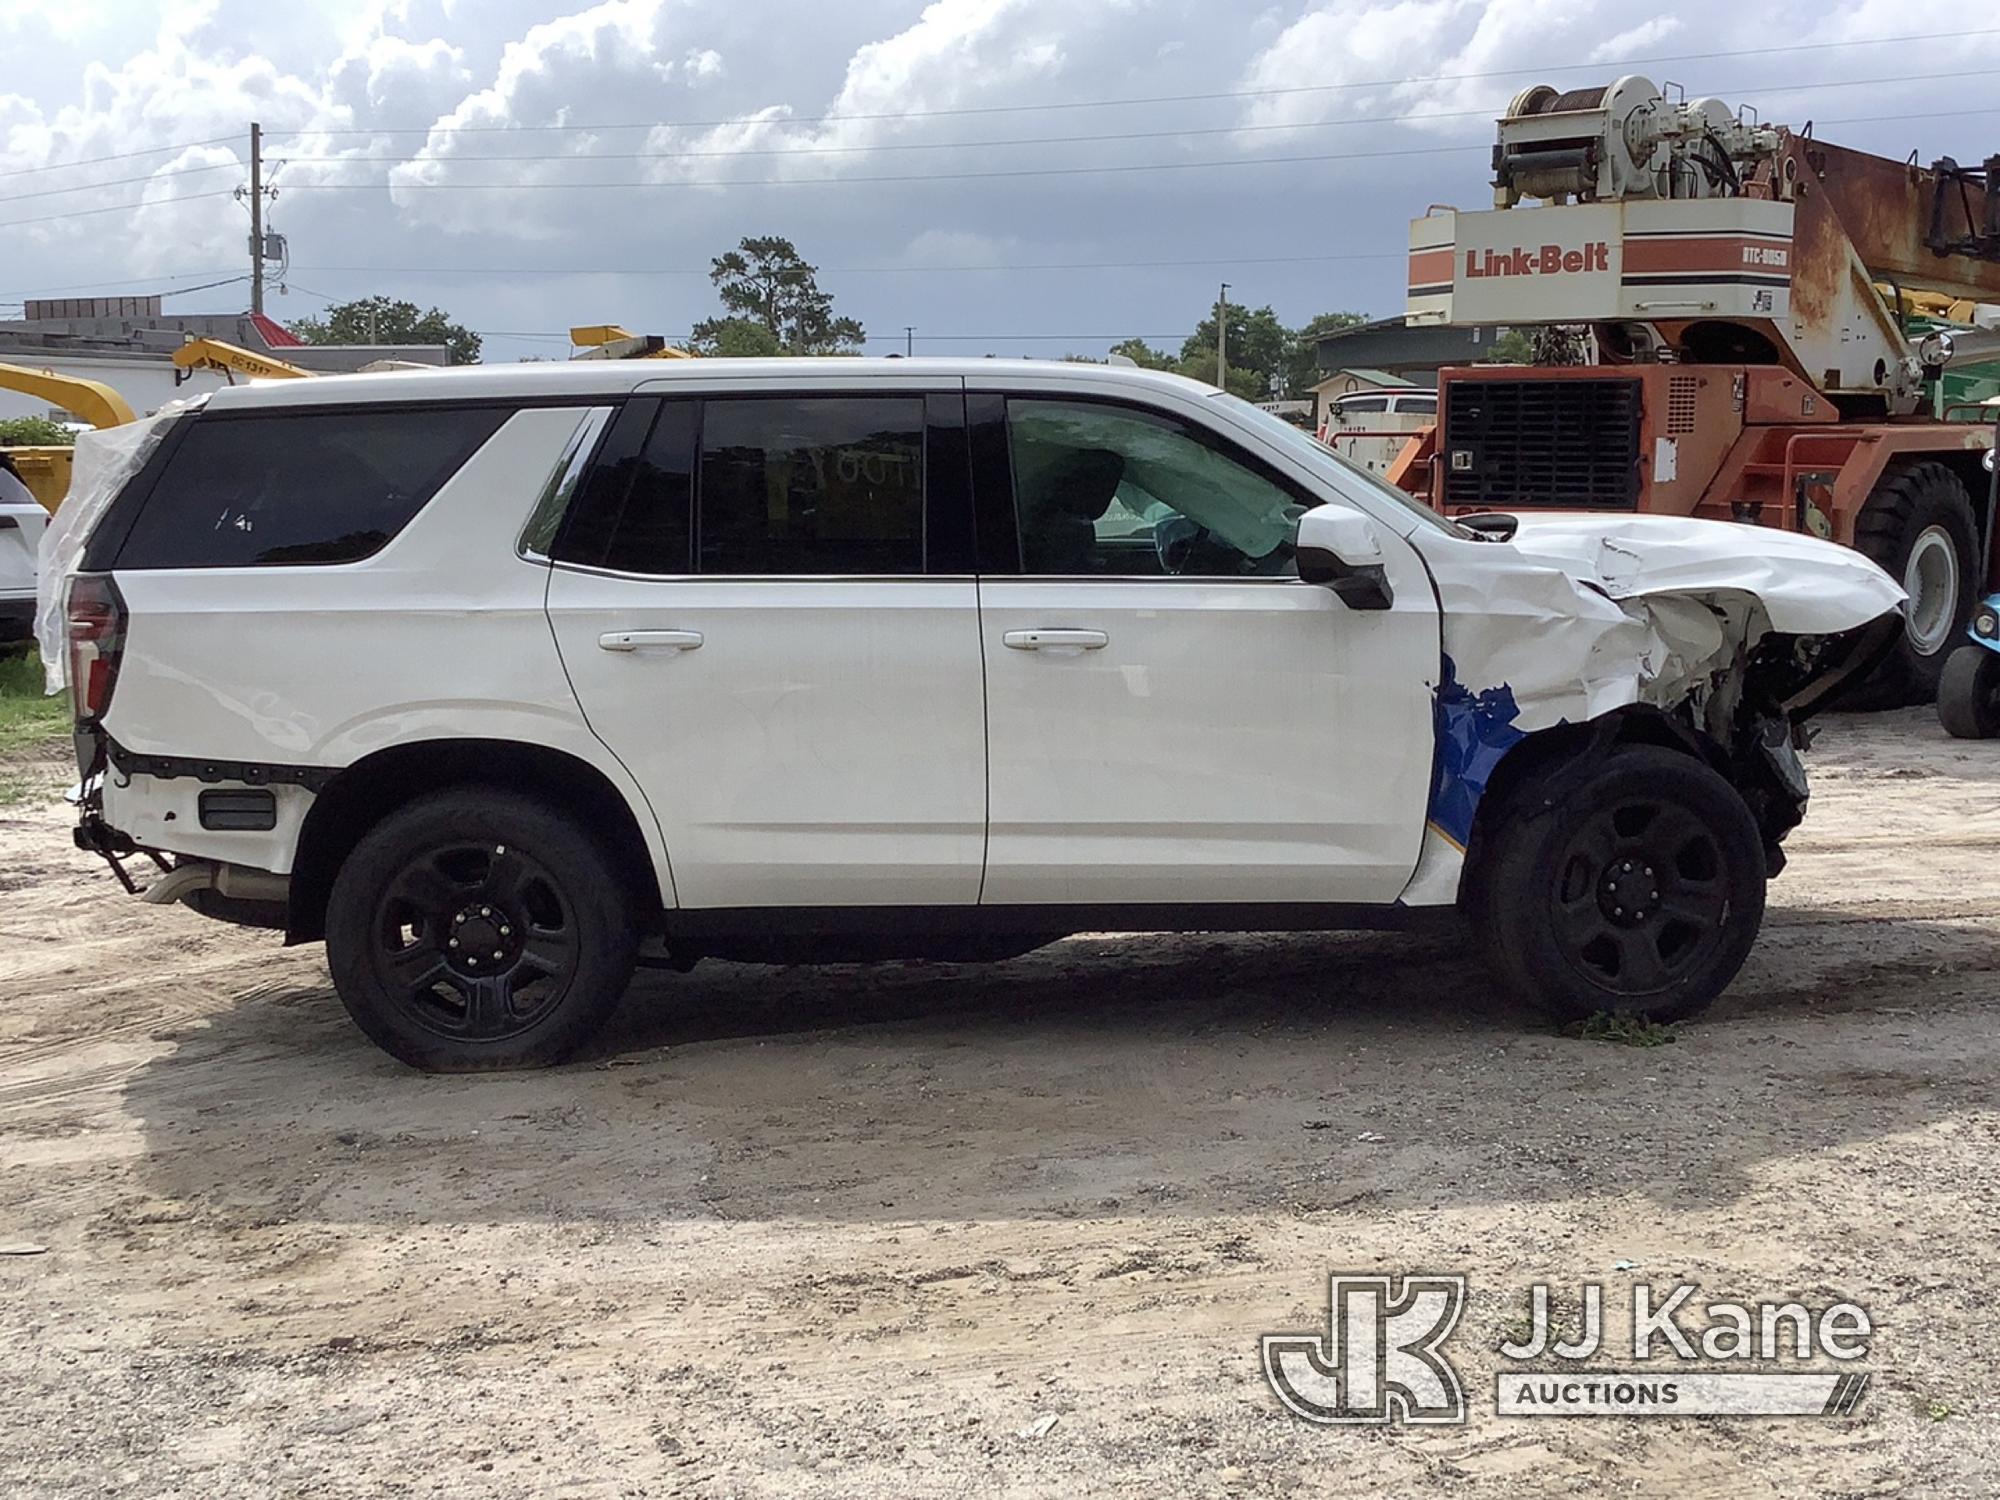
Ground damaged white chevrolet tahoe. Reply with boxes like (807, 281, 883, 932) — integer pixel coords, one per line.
(44, 360, 1905, 1071)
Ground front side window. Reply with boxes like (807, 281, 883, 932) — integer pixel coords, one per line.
(1006, 399, 1305, 576)
(698, 397, 925, 575)
(115, 406, 507, 569)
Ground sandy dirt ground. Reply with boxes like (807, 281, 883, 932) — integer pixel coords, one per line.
(0, 709, 1995, 1498)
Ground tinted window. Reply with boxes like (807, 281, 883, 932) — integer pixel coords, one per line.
(549, 399, 696, 575)
(699, 398, 924, 575)
(1007, 399, 1304, 577)
(1333, 396, 1389, 415)
(1396, 396, 1437, 414)
(116, 407, 506, 569)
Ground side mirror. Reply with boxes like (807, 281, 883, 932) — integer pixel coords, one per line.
(1296, 506, 1394, 610)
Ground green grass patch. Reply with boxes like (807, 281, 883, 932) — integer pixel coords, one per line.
(1564, 1011, 1678, 1048)
(0, 647, 69, 757)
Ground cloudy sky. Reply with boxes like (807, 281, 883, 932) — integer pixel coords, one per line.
(2, 0, 1995, 363)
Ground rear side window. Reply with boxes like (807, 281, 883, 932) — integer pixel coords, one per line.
(698, 397, 924, 575)
(114, 407, 507, 569)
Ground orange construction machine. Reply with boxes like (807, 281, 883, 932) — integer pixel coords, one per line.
(1395, 78, 2000, 703)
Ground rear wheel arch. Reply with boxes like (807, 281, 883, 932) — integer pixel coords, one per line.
(287, 739, 665, 943)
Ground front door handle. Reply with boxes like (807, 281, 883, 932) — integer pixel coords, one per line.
(598, 629, 704, 653)
(1002, 629, 1109, 651)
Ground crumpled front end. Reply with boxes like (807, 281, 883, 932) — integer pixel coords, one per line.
(1401, 515, 1907, 906)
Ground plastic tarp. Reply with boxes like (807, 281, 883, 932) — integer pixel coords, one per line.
(35, 402, 193, 693)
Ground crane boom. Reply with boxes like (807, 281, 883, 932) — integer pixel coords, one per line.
(0, 362, 137, 430)
(1408, 76, 2000, 415)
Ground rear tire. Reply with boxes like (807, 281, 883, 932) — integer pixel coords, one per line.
(1469, 745, 1767, 1026)
(1938, 645, 2000, 739)
(326, 789, 639, 1071)
(1845, 463, 1978, 708)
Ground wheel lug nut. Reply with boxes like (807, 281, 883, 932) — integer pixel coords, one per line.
(493, 950, 504, 961)
(449, 938, 459, 949)
(467, 957, 478, 967)
(480, 907, 491, 918)
(499, 926, 511, 937)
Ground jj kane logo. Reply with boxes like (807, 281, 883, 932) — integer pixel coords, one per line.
(1262, 1275, 1873, 1425)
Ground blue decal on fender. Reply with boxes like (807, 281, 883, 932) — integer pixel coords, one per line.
(1429, 654, 1527, 850)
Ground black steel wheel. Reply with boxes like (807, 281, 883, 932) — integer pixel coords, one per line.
(327, 789, 638, 1071)
(1470, 744, 1767, 1025)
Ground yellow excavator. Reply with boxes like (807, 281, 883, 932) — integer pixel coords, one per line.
(0, 364, 136, 512)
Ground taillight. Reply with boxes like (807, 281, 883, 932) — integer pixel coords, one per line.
(66, 573, 128, 725)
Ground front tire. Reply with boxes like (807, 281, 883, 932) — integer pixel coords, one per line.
(326, 789, 639, 1071)
(1469, 745, 1767, 1026)
(1938, 645, 2000, 739)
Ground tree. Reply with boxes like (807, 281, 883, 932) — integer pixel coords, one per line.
(1286, 310, 1369, 396)
(1482, 328, 1534, 364)
(0, 416, 76, 446)
(687, 315, 785, 359)
(1181, 302, 1293, 397)
(287, 296, 482, 365)
(692, 236, 863, 355)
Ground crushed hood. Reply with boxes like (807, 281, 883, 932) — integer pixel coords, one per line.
(1499, 513, 1906, 636)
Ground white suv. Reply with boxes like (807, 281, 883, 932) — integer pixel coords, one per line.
(55, 360, 1901, 1070)
(1, 457, 45, 645)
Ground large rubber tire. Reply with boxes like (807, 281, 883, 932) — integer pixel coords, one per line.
(326, 788, 639, 1072)
(1938, 645, 2000, 740)
(1846, 462, 1979, 708)
(1469, 745, 1767, 1026)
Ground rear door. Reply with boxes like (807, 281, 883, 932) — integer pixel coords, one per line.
(545, 382, 988, 910)
(971, 388, 1440, 907)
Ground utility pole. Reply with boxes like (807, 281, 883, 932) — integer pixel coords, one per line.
(905, 326, 915, 357)
(1217, 282, 1230, 390)
(248, 122, 264, 315)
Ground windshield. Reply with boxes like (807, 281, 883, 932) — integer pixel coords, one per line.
(1208, 391, 1467, 538)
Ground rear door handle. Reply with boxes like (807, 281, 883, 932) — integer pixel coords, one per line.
(1002, 629, 1109, 651)
(598, 629, 704, 653)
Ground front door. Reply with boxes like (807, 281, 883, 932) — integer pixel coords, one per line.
(547, 387, 986, 910)
(973, 392, 1440, 907)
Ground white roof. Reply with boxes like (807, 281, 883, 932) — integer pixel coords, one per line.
(201, 356, 1223, 412)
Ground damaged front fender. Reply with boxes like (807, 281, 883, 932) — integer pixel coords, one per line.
(1399, 514, 1907, 907)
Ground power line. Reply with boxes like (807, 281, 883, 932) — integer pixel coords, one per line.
(263, 28, 2000, 138)
(290, 251, 1406, 278)
(0, 159, 240, 205)
(251, 68, 1994, 169)
(4, 98, 1993, 233)
(246, 100, 2000, 194)
(0, 133, 237, 182)
(275, 142, 1491, 193)
(0, 188, 236, 231)
(1, 267, 241, 297)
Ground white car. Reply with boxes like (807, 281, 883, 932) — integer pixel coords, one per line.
(49, 360, 1903, 1071)
(0, 461, 45, 645)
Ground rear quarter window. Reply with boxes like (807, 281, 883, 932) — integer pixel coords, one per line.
(113, 406, 508, 569)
